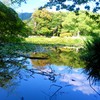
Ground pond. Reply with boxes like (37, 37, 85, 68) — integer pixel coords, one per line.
(0, 46, 100, 100)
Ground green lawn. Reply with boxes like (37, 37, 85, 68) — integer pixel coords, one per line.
(25, 36, 85, 46)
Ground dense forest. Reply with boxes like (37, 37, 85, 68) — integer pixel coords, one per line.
(26, 9, 100, 37)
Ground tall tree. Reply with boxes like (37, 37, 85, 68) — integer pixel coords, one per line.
(32, 9, 63, 36)
(32, 9, 52, 36)
(50, 12, 63, 36)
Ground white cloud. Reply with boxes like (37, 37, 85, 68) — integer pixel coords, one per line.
(59, 71, 100, 95)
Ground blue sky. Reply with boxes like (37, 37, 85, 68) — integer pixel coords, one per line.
(14, 0, 98, 13)
(15, 0, 48, 13)
(1, 0, 99, 13)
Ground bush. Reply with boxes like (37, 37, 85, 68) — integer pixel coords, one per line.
(81, 35, 100, 82)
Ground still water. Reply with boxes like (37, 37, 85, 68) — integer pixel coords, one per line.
(0, 46, 100, 100)
(0, 59, 100, 100)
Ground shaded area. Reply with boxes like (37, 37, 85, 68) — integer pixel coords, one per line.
(0, 1, 31, 43)
(81, 36, 100, 82)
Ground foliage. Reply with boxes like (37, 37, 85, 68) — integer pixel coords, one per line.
(40, 0, 100, 12)
(32, 9, 52, 36)
(0, 1, 32, 69)
(3, 0, 100, 12)
(0, 1, 31, 43)
(81, 35, 100, 81)
(62, 11, 100, 36)
(2, 0, 100, 12)
(32, 9, 63, 36)
(29, 10, 100, 37)
(51, 12, 63, 36)
(62, 12, 79, 35)
(10, 0, 26, 5)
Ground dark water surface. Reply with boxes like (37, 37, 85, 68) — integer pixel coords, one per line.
(0, 58, 100, 100)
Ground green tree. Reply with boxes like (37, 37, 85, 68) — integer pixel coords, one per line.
(77, 11, 100, 36)
(50, 12, 63, 36)
(62, 11, 100, 36)
(2, 0, 100, 12)
(32, 9, 63, 36)
(41, 0, 100, 12)
(8, 0, 26, 5)
(62, 12, 78, 36)
(0, 1, 32, 65)
(0, 1, 30, 43)
(32, 9, 52, 36)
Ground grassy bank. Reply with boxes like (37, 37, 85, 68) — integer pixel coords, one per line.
(25, 36, 85, 46)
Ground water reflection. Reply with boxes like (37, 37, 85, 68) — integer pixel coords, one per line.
(1, 63, 100, 100)
(0, 56, 30, 88)
(31, 49, 85, 68)
(0, 46, 100, 100)
(59, 68, 99, 95)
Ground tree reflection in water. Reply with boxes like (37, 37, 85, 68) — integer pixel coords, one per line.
(0, 57, 27, 87)
(0, 45, 100, 100)
(0, 57, 58, 88)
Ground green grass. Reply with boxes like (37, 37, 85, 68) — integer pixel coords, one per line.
(25, 36, 85, 46)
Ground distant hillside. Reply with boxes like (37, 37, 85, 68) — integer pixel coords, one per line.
(18, 13, 32, 20)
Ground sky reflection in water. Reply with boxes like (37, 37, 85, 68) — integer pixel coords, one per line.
(0, 59, 100, 100)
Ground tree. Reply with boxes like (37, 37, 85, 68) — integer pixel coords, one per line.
(40, 0, 100, 12)
(62, 12, 79, 36)
(62, 11, 100, 36)
(2, 0, 99, 12)
(50, 12, 63, 36)
(32, 9, 63, 36)
(1, 0, 100, 12)
(0, 1, 31, 68)
(32, 9, 52, 36)
(0, 1, 30, 43)
(8, 0, 26, 5)
(1, 0, 11, 6)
